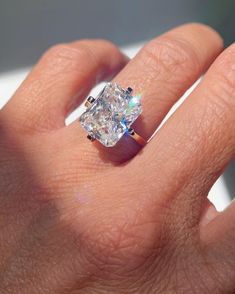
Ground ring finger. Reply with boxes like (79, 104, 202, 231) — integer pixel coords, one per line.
(68, 23, 223, 163)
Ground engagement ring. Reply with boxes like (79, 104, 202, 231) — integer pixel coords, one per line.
(79, 82, 146, 147)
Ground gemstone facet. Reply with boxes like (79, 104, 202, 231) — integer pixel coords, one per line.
(79, 83, 142, 147)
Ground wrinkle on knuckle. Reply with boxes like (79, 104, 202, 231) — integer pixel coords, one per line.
(204, 77, 235, 132)
(211, 66, 235, 108)
(76, 39, 118, 54)
(42, 43, 96, 75)
(142, 36, 200, 81)
(209, 44, 235, 101)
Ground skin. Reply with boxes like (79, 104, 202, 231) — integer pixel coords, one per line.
(0, 23, 235, 293)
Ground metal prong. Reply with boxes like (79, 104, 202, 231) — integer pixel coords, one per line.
(87, 134, 96, 142)
(127, 128, 135, 136)
(85, 96, 95, 108)
(126, 87, 133, 94)
(127, 128, 146, 146)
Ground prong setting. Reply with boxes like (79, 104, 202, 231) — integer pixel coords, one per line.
(80, 83, 142, 147)
(87, 134, 96, 142)
(127, 127, 146, 146)
(127, 128, 135, 136)
(126, 87, 133, 94)
(85, 96, 95, 108)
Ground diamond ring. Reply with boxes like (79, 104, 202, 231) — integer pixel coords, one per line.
(79, 82, 146, 147)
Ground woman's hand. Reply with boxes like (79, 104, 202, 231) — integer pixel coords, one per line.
(1, 23, 235, 293)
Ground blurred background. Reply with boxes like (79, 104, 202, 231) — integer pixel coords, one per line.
(1, 0, 235, 71)
(0, 0, 234, 208)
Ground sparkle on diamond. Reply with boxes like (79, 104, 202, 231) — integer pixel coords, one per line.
(79, 83, 142, 147)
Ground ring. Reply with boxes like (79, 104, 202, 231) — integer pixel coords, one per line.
(79, 82, 146, 147)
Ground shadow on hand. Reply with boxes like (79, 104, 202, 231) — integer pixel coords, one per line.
(94, 133, 143, 165)
(0, 116, 89, 291)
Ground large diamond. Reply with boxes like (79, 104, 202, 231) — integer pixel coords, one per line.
(79, 83, 142, 147)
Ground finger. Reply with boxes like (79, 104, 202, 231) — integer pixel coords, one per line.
(114, 23, 223, 140)
(130, 43, 235, 224)
(200, 199, 219, 226)
(200, 200, 235, 291)
(67, 23, 223, 163)
(2, 40, 128, 132)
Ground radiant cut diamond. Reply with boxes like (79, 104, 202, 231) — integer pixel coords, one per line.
(79, 83, 142, 147)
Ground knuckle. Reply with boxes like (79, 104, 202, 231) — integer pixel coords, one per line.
(183, 22, 222, 44)
(207, 44, 235, 113)
(42, 42, 96, 72)
(142, 36, 200, 79)
(42, 38, 121, 73)
(185, 22, 216, 34)
(46, 42, 87, 59)
(76, 38, 118, 52)
(213, 44, 235, 95)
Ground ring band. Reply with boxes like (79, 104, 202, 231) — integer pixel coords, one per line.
(79, 82, 146, 147)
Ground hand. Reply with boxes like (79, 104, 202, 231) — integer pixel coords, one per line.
(1, 23, 235, 293)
